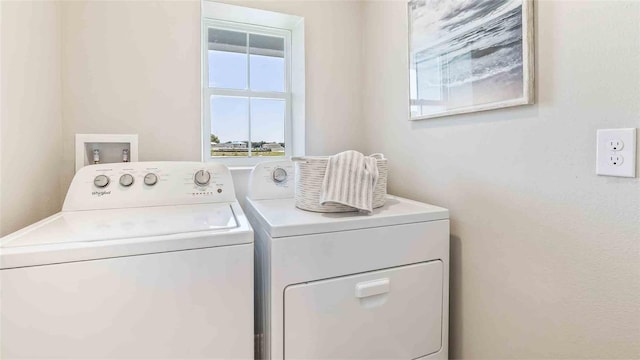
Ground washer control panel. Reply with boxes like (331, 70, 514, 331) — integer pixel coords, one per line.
(247, 160, 295, 200)
(64, 162, 236, 211)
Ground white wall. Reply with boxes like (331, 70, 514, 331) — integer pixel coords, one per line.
(60, 0, 365, 202)
(0, 0, 63, 236)
(362, 1, 640, 358)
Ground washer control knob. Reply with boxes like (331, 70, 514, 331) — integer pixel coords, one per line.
(119, 173, 134, 187)
(93, 175, 110, 188)
(194, 170, 211, 186)
(144, 173, 158, 186)
(272, 168, 288, 183)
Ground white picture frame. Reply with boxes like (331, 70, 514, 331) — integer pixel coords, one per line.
(408, 0, 534, 120)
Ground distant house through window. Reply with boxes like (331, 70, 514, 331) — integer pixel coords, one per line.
(202, 2, 305, 165)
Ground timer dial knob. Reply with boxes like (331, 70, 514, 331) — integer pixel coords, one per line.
(119, 173, 134, 187)
(93, 175, 110, 188)
(194, 170, 211, 186)
(272, 168, 288, 183)
(144, 173, 158, 186)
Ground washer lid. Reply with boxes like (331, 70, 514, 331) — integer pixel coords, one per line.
(1, 203, 238, 249)
(246, 195, 449, 238)
(1, 203, 252, 269)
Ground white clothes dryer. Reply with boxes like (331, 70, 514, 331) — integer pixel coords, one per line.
(1, 161, 253, 359)
(246, 160, 450, 360)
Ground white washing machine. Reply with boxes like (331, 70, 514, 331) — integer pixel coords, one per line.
(0, 161, 253, 359)
(246, 160, 450, 360)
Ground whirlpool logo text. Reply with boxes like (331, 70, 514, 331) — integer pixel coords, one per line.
(92, 190, 111, 197)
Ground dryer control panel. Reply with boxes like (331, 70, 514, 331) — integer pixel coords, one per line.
(247, 160, 295, 200)
(63, 162, 236, 211)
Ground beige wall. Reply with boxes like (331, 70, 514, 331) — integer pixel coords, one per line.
(60, 0, 365, 194)
(0, 0, 63, 236)
(218, 0, 365, 155)
(362, 1, 640, 358)
(2, 1, 639, 357)
(60, 0, 203, 194)
(2, 0, 365, 234)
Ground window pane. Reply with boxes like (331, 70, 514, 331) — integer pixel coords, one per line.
(249, 34, 285, 92)
(211, 96, 249, 157)
(208, 28, 247, 89)
(250, 98, 285, 157)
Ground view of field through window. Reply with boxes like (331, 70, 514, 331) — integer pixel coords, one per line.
(208, 28, 286, 157)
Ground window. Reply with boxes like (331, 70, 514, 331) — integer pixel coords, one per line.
(202, 2, 305, 165)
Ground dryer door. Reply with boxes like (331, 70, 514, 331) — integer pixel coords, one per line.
(284, 261, 443, 359)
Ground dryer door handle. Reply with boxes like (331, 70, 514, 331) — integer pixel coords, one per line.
(355, 278, 390, 298)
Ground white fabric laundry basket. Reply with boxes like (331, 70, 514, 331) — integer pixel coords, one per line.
(292, 156, 388, 213)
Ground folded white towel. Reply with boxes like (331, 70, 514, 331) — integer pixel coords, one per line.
(320, 150, 381, 214)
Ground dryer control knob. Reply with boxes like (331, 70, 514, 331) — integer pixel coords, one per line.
(194, 170, 211, 186)
(93, 175, 110, 188)
(272, 168, 288, 183)
(119, 173, 134, 187)
(144, 173, 158, 186)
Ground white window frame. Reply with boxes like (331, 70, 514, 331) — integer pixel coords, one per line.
(201, 1, 305, 166)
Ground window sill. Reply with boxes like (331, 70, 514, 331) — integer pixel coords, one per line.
(206, 155, 295, 168)
(228, 166, 255, 171)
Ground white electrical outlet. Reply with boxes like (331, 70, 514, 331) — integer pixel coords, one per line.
(596, 128, 636, 177)
(607, 154, 624, 166)
(607, 139, 624, 151)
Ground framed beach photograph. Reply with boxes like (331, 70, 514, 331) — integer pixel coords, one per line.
(408, 0, 534, 120)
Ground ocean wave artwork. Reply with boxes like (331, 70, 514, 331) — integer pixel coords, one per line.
(409, 0, 533, 120)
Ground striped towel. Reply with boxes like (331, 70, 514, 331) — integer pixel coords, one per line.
(320, 151, 381, 214)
